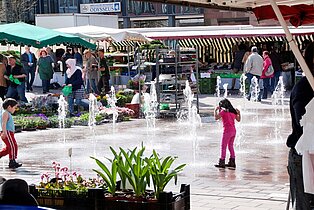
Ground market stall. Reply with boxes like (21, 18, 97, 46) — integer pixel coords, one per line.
(0, 22, 96, 49)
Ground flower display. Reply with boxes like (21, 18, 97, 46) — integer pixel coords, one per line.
(38, 162, 104, 197)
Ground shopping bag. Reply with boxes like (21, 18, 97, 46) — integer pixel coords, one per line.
(62, 86, 72, 96)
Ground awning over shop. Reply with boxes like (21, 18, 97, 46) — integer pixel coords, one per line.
(130, 25, 314, 40)
(55, 25, 151, 42)
(127, 25, 314, 63)
(0, 22, 96, 49)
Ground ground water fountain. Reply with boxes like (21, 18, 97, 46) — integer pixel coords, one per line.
(216, 76, 221, 103)
(271, 76, 285, 105)
(143, 82, 159, 129)
(239, 73, 247, 99)
(88, 93, 98, 142)
(178, 81, 201, 125)
(58, 95, 67, 143)
(107, 86, 118, 129)
(177, 81, 202, 166)
(250, 76, 260, 102)
(223, 83, 228, 98)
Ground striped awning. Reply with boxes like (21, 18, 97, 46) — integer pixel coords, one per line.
(111, 34, 314, 63)
(178, 34, 314, 63)
(111, 41, 142, 52)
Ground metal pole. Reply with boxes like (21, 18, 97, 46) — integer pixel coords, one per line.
(196, 46, 199, 114)
(269, 0, 314, 91)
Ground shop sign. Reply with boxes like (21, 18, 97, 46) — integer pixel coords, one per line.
(80, 2, 121, 13)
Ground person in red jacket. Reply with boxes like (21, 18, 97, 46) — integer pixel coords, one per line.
(261, 51, 274, 99)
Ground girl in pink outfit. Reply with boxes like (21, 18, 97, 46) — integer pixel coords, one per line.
(214, 99, 241, 168)
(261, 51, 274, 99)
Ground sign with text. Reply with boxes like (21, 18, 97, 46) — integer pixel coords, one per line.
(80, 2, 121, 13)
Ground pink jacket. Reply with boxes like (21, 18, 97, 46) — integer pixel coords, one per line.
(261, 56, 274, 79)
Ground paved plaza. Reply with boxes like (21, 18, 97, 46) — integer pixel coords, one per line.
(1, 92, 292, 210)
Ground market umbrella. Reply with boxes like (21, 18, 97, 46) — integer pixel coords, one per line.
(0, 22, 96, 49)
(253, 4, 314, 27)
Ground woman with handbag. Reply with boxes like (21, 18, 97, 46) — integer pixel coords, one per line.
(64, 59, 84, 117)
(261, 51, 274, 99)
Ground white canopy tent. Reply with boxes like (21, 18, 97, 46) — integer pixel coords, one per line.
(129, 25, 314, 40)
(55, 25, 151, 42)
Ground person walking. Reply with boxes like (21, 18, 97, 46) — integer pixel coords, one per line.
(244, 46, 263, 101)
(4, 56, 28, 103)
(214, 98, 241, 169)
(64, 59, 85, 116)
(21, 46, 37, 92)
(97, 49, 110, 94)
(83, 49, 98, 94)
(261, 51, 274, 99)
(36, 49, 54, 94)
(0, 98, 22, 169)
(73, 48, 83, 68)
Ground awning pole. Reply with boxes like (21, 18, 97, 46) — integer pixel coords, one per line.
(269, 0, 314, 91)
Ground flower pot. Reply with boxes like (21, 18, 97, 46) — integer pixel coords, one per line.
(125, 103, 140, 118)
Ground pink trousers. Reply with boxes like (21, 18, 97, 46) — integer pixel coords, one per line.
(220, 130, 236, 160)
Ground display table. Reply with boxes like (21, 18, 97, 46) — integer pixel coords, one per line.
(33, 72, 65, 87)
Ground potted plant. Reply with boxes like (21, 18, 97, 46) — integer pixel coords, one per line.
(90, 144, 189, 210)
(30, 162, 104, 209)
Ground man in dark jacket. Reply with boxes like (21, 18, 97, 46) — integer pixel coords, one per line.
(4, 56, 28, 103)
(97, 49, 110, 94)
(20, 46, 37, 92)
(287, 42, 314, 210)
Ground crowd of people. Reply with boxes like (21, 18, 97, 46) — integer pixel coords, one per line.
(231, 42, 287, 101)
(0, 46, 110, 116)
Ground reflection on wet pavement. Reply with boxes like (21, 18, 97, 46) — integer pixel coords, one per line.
(0, 97, 292, 209)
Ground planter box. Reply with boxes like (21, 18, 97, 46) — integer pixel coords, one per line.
(29, 184, 190, 210)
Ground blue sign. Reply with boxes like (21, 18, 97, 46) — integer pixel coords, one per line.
(80, 2, 121, 13)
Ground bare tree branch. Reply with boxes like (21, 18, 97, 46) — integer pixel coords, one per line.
(0, 0, 37, 23)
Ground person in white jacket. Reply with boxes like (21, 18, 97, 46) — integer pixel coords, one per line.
(244, 46, 263, 101)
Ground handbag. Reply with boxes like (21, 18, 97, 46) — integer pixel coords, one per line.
(265, 65, 274, 77)
(62, 86, 72, 96)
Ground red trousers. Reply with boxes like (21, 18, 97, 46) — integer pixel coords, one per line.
(0, 131, 18, 160)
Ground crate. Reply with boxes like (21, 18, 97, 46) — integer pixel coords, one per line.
(199, 78, 216, 94)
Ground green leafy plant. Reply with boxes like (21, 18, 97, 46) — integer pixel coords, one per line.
(48, 116, 72, 128)
(38, 162, 102, 197)
(119, 145, 150, 197)
(146, 150, 186, 199)
(91, 157, 118, 195)
(109, 146, 136, 191)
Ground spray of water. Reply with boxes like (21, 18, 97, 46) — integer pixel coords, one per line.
(58, 95, 68, 143)
(271, 76, 285, 105)
(107, 86, 118, 128)
(88, 93, 99, 130)
(216, 76, 221, 99)
(143, 82, 159, 129)
(239, 73, 247, 99)
(250, 76, 260, 102)
(223, 83, 228, 98)
(178, 81, 202, 126)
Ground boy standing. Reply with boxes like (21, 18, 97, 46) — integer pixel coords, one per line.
(0, 98, 22, 169)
